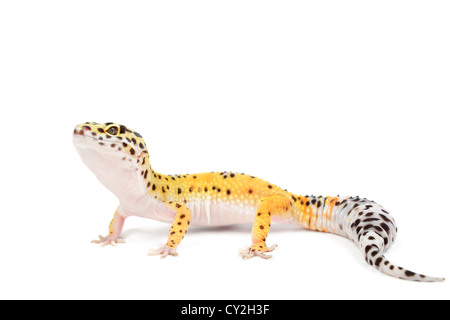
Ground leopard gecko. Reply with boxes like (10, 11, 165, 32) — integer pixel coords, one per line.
(73, 122, 444, 282)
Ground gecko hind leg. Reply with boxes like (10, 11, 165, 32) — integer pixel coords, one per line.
(239, 195, 292, 259)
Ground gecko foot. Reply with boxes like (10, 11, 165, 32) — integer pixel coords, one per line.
(148, 245, 178, 258)
(239, 244, 278, 259)
(91, 234, 125, 247)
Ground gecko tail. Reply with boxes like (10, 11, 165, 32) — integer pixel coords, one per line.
(359, 231, 445, 282)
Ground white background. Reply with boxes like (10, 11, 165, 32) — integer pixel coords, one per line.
(0, 1, 449, 300)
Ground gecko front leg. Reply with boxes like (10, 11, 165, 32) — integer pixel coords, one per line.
(91, 208, 126, 246)
(148, 202, 191, 258)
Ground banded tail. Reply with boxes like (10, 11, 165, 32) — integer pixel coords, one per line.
(295, 195, 445, 282)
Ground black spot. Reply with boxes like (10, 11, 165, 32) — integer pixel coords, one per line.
(180, 214, 185, 219)
(380, 222, 390, 234)
(178, 188, 182, 194)
(139, 142, 144, 149)
(405, 270, 415, 277)
(134, 131, 142, 138)
(144, 170, 148, 179)
(375, 257, 383, 267)
(98, 128, 104, 133)
(311, 199, 317, 205)
(230, 173, 235, 177)
(227, 189, 231, 195)
(268, 185, 273, 189)
(152, 184, 156, 190)
(363, 218, 379, 222)
(130, 148, 135, 155)
(374, 226, 383, 233)
(131, 138, 136, 144)
(352, 219, 361, 228)
(249, 189, 253, 194)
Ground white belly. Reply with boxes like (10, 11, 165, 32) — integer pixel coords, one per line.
(118, 196, 257, 226)
(187, 199, 256, 226)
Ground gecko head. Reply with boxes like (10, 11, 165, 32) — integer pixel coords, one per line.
(73, 122, 148, 163)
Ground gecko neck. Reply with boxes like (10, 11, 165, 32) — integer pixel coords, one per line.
(78, 146, 155, 205)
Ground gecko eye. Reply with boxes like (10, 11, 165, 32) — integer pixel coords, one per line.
(105, 125, 120, 136)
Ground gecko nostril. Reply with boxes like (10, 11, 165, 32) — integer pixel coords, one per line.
(83, 125, 91, 131)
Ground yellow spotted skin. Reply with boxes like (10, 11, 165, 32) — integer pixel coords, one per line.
(148, 171, 294, 252)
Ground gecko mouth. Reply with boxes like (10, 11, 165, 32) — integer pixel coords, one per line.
(73, 129, 126, 150)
